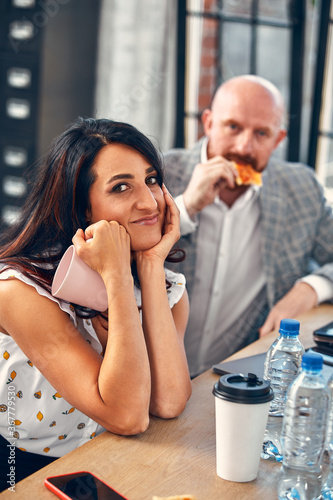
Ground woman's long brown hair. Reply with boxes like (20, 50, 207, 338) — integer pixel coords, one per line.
(0, 118, 185, 317)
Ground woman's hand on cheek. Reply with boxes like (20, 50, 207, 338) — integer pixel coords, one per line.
(161, 184, 181, 244)
(133, 185, 180, 268)
(72, 220, 132, 281)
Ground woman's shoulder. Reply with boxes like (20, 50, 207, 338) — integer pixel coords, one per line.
(164, 267, 186, 286)
(0, 266, 76, 321)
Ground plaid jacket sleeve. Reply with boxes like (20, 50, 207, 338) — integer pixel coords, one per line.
(260, 159, 333, 306)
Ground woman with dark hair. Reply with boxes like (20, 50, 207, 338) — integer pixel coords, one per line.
(0, 118, 191, 489)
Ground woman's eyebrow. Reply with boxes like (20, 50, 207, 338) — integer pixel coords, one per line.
(106, 166, 156, 184)
(146, 166, 156, 174)
(106, 173, 134, 184)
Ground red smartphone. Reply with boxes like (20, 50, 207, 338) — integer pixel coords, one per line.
(45, 471, 129, 500)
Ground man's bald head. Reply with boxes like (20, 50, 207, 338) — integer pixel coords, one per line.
(212, 75, 286, 129)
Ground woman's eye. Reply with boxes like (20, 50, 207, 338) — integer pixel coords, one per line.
(146, 176, 158, 185)
(112, 183, 128, 193)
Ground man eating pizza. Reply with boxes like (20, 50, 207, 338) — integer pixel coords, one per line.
(164, 74, 333, 378)
(234, 162, 262, 187)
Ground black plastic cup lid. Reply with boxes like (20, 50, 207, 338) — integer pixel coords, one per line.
(212, 372, 274, 404)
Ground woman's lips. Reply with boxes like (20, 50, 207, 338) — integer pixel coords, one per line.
(132, 214, 159, 226)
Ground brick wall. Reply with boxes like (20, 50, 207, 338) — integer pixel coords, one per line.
(197, 0, 218, 139)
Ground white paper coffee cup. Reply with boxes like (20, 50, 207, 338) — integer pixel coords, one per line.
(213, 372, 273, 482)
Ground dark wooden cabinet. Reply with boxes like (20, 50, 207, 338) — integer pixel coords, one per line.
(0, 0, 100, 227)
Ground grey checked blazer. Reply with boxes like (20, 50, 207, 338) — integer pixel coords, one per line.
(164, 139, 333, 310)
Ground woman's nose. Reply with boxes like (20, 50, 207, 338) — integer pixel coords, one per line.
(136, 185, 158, 210)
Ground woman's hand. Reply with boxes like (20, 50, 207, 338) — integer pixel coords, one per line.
(133, 185, 180, 268)
(72, 220, 132, 284)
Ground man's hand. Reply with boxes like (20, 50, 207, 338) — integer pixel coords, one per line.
(259, 282, 318, 337)
(183, 156, 237, 218)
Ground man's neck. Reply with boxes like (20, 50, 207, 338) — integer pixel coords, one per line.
(219, 185, 250, 207)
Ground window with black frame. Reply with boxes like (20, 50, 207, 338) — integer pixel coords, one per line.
(175, 0, 326, 170)
(308, 0, 333, 203)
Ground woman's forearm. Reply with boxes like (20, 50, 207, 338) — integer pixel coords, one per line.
(138, 261, 191, 418)
(98, 275, 152, 433)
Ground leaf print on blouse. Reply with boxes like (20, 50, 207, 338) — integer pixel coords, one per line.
(49, 421, 56, 427)
(62, 407, 75, 415)
(77, 423, 85, 430)
(6, 371, 16, 384)
(58, 434, 67, 440)
(34, 391, 42, 399)
(27, 360, 33, 367)
(0, 405, 7, 412)
(14, 420, 22, 425)
(3, 351, 10, 360)
(44, 447, 50, 453)
(52, 392, 62, 400)
(16, 391, 23, 398)
(37, 411, 43, 421)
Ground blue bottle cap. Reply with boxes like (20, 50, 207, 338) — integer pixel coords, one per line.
(301, 351, 323, 371)
(279, 318, 300, 336)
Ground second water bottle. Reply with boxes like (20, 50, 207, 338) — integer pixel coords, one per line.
(278, 351, 330, 500)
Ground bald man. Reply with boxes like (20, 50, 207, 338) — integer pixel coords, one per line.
(164, 75, 333, 377)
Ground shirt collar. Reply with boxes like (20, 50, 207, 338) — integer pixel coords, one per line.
(201, 137, 209, 163)
(214, 184, 260, 210)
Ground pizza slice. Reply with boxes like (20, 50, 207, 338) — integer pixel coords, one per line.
(234, 162, 262, 186)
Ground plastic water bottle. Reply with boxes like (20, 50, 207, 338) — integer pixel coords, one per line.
(262, 318, 304, 462)
(322, 372, 333, 499)
(278, 351, 330, 500)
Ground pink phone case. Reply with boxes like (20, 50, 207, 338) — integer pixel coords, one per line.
(44, 471, 129, 500)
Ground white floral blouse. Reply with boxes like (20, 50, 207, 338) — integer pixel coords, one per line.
(0, 266, 185, 457)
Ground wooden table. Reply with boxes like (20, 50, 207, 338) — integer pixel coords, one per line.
(1, 304, 332, 500)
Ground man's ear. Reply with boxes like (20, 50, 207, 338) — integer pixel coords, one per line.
(273, 128, 287, 150)
(201, 108, 213, 137)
